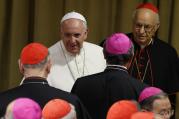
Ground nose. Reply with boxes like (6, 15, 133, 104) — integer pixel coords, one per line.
(70, 35, 77, 43)
(139, 26, 145, 33)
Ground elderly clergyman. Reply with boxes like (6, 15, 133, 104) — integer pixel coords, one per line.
(47, 11, 106, 92)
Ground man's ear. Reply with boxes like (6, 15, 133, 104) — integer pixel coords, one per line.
(155, 23, 160, 32)
(46, 59, 52, 74)
(84, 28, 89, 40)
(18, 59, 24, 74)
(86, 28, 89, 34)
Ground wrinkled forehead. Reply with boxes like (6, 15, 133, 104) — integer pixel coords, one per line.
(153, 98, 171, 110)
(61, 19, 86, 30)
(133, 8, 158, 25)
(61, 21, 86, 34)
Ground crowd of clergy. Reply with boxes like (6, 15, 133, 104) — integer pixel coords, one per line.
(0, 2, 179, 119)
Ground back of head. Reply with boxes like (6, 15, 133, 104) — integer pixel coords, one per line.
(106, 100, 138, 119)
(104, 33, 134, 65)
(5, 98, 42, 119)
(19, 42, 50, 78)
(131, 112, 154, 119)
(42, 99, 76, 119)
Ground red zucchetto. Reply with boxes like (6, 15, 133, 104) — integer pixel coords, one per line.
(20, 42, 48, 65)
(136, 3, 158, 13)
(42, 99, 76, 119)
(106, 100, 138, 119)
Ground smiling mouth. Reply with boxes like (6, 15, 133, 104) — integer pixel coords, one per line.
(70, 44, 78, 49)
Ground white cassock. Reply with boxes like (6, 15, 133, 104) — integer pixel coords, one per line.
(47, 40, 106, 92)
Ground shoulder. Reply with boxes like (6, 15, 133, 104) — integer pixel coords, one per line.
(152, 39, 178, 60)
(48, 41, 64, 63)
(72, 72, 105, 89)
(83, 42, 105, 61)
(49, 41, 60, 51)
(83, 42, 103, 51)
(75, 73, 102, 84)
(0, 87, 21, 96)
(47, 86, 80, 101)
(48, 41, 62, 57)
(154, 39, 177, 53)
(49, 41, 60, 49)
(80, 71, 105, 80)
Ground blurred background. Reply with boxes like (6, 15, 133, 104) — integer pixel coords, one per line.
(0, 0, 179, 118)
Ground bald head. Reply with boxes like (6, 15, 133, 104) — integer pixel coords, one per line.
(133, 8, 160, 25)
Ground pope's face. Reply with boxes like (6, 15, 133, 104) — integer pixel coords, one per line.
(152, 97, 173, 119)
(60, 19, 88, 55)
(132, 9, 159, 46)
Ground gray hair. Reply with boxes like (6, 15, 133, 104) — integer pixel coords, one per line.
(23, 55, 49, 69)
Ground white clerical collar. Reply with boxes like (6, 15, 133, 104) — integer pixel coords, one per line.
(107, 64, 127, 70)
(107, 64, 128, 73)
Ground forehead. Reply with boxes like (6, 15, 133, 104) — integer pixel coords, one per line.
(134, 9, 157, 25)
(152, 98, 171, 110)
(61, 19, 85, 32)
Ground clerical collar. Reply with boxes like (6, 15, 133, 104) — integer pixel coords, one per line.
(22, 77, 48, 85)
(106, 64, 128, 73)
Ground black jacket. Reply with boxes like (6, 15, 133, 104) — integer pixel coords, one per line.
(0, 77, 91, 119)
(71, 67, 147, 119)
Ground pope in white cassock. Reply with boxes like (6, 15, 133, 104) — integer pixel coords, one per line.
(47, 11, 106, 92)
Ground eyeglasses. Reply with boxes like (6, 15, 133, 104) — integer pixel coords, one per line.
(156, 109, 174, 117)
(134, 23, 155, 32)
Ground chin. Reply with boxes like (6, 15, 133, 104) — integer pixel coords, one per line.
(136, 41, 147, 46)
(70, 50, 80, 55)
